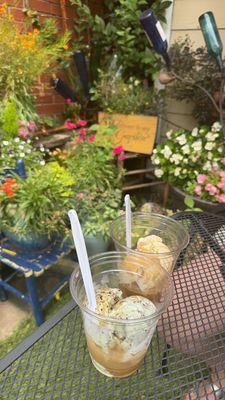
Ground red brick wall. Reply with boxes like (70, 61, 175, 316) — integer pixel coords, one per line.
(1, 0, 104, 119)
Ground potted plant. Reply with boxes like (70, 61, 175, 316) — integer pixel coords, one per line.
(0, 162, 75, 250)
(160, 36, 224, 126)
(52, 121, 125, 255)
(70, 0, 171, 83)
(91, 71, 164, 155)
(151, 122, 225, 213)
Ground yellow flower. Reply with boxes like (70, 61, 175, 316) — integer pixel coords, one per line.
(0, 3, 7, 15)
(63, 44, 69, 50)
(18, 69, 23, 75)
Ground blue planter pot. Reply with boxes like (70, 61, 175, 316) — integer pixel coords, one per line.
(85, 234, 110, 257)
(3, 228, 53, 252)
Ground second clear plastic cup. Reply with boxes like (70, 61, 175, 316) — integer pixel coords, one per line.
(70, 251, 174, 378)
(109, 212, 189, 273)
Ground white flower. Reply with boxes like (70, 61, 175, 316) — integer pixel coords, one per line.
(192, 140, 202, 152)
(153, 149, 157, 154)
(212, 161, 218, 168)
(212, 122, 221, 132)
(208, 152, 212, 160)
(166, 130, 173, 139)
(19, 152, 25, 158)
(203, 161, 211, 171)
(155, 168, 164, 178)
(206, 131, 216, 141)
(181, 144, 190, 154)
(171, 153, 182, 165)
(205, 142, 215, 151)
(26, 149, 31, 154)
(183, 169, 187, 173)
(191, 155, 199, 162)
(40, 160, 45, 166)
(174, 167, 181, 176)
(14, 137, 20, 143)
(176, 134, 186, 145)
(40, 147, 45, 152)
(27, 139, 31, 144)
(19, 144, 24, 150)
(154, 158, 160, 165)
(162, 145, 172, 159)
(2, 141, 9, 146)
(218, 147, 223, 153)
(192, 127, 198, 137)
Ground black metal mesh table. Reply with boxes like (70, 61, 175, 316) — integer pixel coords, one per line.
(0, 212, 225, 400)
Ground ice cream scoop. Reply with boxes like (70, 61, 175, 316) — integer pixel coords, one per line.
(119, 253, 164, 302)
(94, 288, 123, 316)
(109, 295, 157, 319)
(137, 234, 173, 272)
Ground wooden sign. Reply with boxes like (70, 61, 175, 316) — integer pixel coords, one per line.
(98, 112, 158, 155)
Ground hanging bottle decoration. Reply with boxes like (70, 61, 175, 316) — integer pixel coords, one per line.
(15, 159, 26, 179)
(139, 9, 171, 68)
(52, 77, 78, 102)
(199, 11, 224, 71)
(73, 51, 90, 98)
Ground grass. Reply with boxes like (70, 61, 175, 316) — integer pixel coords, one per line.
(0, 286, 71, 359)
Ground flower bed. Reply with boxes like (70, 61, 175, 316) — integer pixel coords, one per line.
(152, 122, 225, 205)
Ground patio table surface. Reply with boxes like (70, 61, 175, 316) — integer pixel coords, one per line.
(0, 211, 224, 400)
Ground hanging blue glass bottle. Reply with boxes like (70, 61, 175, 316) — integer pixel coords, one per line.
(199, 11, 224, 71)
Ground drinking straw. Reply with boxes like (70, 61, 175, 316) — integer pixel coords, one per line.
(68, 210, 96, 311)
(125, 194, 132, 248)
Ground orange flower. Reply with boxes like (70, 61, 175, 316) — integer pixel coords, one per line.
(1, 178, 18, 198)
(0, 3, 7, 15)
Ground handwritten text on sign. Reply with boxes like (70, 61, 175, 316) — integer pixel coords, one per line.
(98, 112, 158, 155)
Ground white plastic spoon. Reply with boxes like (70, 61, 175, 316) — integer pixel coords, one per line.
(68, 209, 96, 311)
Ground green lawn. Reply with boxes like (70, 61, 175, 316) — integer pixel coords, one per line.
(0, 287, 71, 358)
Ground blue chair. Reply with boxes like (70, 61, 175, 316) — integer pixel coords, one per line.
(0, 160, 74, 326)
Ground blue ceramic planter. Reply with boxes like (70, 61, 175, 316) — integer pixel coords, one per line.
(85, 234, 110, 257)
(3, 228, 52, 251)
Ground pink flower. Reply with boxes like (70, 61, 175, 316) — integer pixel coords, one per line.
(197, 174, 207, 184)
(76, 136, 84, 143)
(27, 121, 36, 132)
(66, 98, 72, 104)
(77, 128, 87, 136)
(76, 192, 84, 200)
(65, 121, 77, 130)
(87, 134, 95, 142)
(221, 158, 225, 165)
(217, 194, 225, 203)
(217, 180, 225, 189)
(194, 185, 202, 195)
(112, 146, 124, 155)
(18, 127, 29, 138)
(77, 119, 87, 127)
(118, 152, 126, 161)
(205, 183, 214, 192)
(205, 184, 218, 195)
(219, 171, 225, 178)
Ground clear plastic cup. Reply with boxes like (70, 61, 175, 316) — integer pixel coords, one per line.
(70, 251, 174, 378)
(109, 212, 189, 274)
